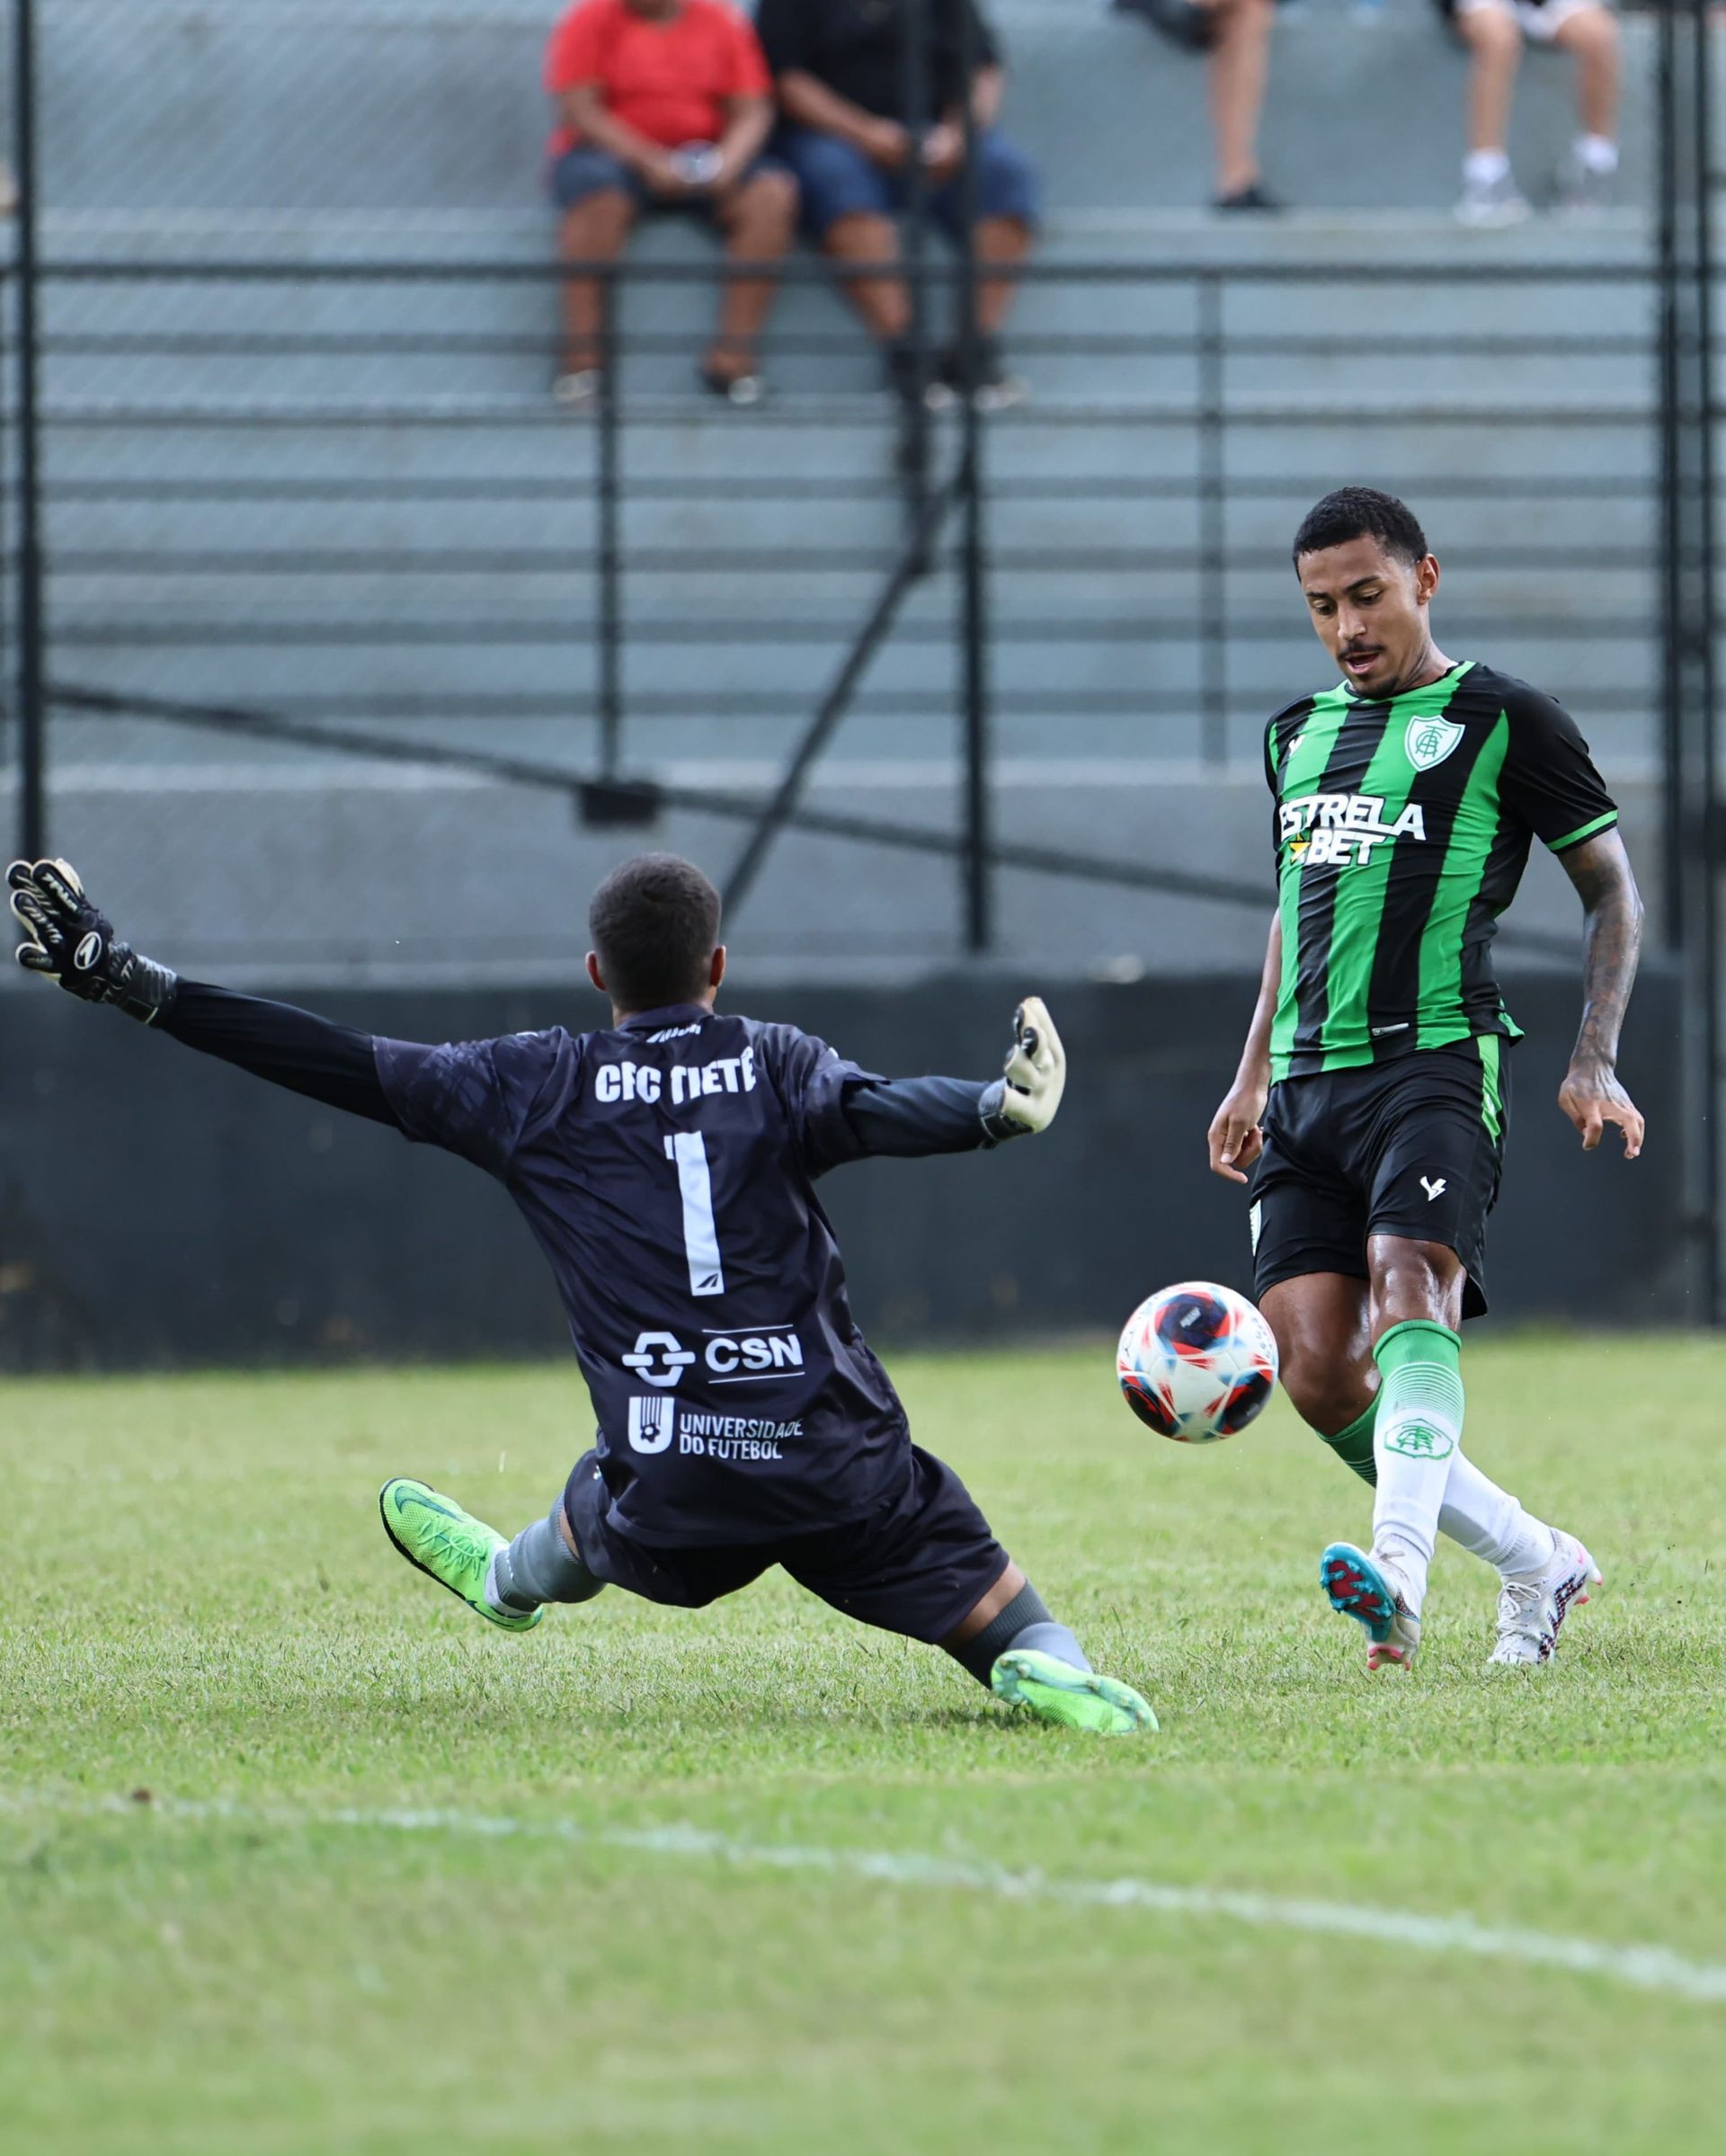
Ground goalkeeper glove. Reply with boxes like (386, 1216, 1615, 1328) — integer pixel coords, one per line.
(980, 995, 1065, 1141)
(7, 858, 179, 1023)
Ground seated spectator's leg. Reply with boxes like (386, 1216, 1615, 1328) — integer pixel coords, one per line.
(1449, 2, 1530, 222)
(778, 128, 910, 346)
(550, 149, 639, 383)
(707, 164, 799, 388)
(1552, 4, 1620, 183)
(1206, 0, 1277, 206)
(1456, 4, 1522, 164)
(962, 134, 1040, 337)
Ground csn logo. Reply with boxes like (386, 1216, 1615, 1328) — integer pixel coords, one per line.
(619, 1326, 805, 1390)
(620, 1331, 697, 1388)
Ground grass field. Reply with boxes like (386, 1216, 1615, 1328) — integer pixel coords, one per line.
(4, 1337, 1726, 2156)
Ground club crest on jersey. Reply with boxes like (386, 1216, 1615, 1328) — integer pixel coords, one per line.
(1405, 714, 1464, 771)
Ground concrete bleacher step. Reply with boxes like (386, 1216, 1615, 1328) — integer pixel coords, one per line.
(8, 1, 1686, 977)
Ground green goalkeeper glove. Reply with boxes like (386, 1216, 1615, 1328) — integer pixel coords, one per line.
(981, 995, 1066, 1141)
(7, 858, 179, 1023)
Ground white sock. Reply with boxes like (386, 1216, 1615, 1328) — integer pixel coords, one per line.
(1575, 133, 1618, 175)
(1438, 1453, 1556, 1578)
(1464, 147, 1511, 190)
(1372, 1346, 1466, 1612)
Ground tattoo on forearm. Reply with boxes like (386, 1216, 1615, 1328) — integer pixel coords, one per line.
(1567, 852, 1643, 1068)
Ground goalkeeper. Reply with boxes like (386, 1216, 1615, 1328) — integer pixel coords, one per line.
(8, 849, 1155, 1736)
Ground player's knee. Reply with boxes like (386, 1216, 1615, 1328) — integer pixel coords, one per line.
(1369, 1236, 1464, 1326)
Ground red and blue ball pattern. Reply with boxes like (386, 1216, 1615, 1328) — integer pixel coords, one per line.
(1117, 1280, 1279, 1445)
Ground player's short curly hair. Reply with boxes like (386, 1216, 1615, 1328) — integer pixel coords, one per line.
(588, 852, 722, 1011)
(1292, 487, 1428, 570)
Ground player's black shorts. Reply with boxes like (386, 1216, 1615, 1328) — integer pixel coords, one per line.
(563, 1442, 1008, 1644)
(1248, 1038, 1512, 1320)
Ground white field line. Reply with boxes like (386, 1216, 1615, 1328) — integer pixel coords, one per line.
(7, 1791, 1726, 2007)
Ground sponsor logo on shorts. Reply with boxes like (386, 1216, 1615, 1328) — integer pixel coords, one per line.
(1249, 1199, 1263, 1255)
(1383, 1420, 1455, 1461)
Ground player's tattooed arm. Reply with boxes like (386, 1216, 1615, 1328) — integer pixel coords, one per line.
(1557, 827, 1645, 1158)
(1208, 912, 1279, 1184)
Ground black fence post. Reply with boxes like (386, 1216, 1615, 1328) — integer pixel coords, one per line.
(956, 0, 990, 952)
(594, 263, 623, 784)
(897, 0, 933, 552)
(1197, 272, 1226, 769)
(1655, 0, 1721, 1321)
(11, 0, 46, 861)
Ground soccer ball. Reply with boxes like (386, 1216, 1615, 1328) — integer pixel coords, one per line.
(1117, 1280, 1279, 1444)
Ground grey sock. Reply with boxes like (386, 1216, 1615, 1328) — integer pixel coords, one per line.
(948, 1581, 1092, 1689)
(488, 1501, 605, 1614)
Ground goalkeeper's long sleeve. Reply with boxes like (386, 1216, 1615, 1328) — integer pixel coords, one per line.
(840, 1074, 992, 1157)
(161, 981, 402, 1128)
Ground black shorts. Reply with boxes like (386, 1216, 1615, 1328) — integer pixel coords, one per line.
(1248, 1038, 1512, 1319)
(563, 1443, 1008, 1645)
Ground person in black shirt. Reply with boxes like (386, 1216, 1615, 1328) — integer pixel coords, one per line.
(754, 0, 1039, 407)
(8, 850, 1156, 1737)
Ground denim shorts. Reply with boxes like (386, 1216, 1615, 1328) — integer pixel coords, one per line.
(773, 125, 1040, 241)
(548, 145, 789, 213)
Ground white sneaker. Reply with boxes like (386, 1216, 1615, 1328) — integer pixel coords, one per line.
(1320, 1541, 1422, 1672)
(1490, 1531, 1602, 1667)
(1455, 173, 1532, 228)
(1553, 151, 1615, 218)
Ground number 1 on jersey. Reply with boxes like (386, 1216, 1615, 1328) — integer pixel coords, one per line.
(664, 1132, 725, 1296)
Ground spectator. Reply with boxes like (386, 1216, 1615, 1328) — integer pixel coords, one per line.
(1112, 0, 1283, 212)
(755, 0, 1040, 409)
(1437, 0, 1621, 226)
(544, 0, 798, 405)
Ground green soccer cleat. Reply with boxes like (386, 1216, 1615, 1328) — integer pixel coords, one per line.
(378, 1477, 542, 1632)
(990, 1649, 1159, 1736)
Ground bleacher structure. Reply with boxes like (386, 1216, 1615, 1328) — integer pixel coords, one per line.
(0, 0, 1700, 984)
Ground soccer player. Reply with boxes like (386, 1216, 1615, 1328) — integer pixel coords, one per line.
(9, 851, 1155, 1735)
(1206, 486, 1643, 1671)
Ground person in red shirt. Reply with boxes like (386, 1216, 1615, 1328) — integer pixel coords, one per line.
(545, 0, 797, 404)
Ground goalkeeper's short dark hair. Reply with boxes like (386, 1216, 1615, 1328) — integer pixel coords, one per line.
(588, 853, 722, 1011)
(1292, 487, 1428, 570)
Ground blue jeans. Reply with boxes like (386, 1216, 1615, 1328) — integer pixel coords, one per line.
(773, 125, 1040, 242)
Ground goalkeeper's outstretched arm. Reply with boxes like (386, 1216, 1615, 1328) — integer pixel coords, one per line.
(10, 859, 1068, 1154)
(8, 857, 402, 1127)
(841, 997, 1066, 1157)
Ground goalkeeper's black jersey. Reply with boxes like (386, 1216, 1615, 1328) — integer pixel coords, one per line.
(374, 1007, 925, 1547)
(1264, 661, 1617, 1082)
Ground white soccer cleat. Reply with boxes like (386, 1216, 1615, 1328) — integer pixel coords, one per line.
(1489, 1531, 1602, 1667)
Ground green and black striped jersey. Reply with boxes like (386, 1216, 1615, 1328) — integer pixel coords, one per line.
(1264, 660, 1617, 1082)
